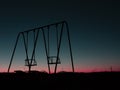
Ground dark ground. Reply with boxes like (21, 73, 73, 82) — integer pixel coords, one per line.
(0, 71, 120, 90)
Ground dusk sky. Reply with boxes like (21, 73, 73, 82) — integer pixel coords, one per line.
(0, 0, 120, 72)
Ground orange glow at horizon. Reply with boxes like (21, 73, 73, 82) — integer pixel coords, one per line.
(0, 65, 120, 73)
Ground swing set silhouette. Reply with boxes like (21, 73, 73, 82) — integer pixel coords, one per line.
(8, 21, 74, 74)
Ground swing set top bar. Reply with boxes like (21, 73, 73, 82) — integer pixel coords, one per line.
(20, 21, 67, 33)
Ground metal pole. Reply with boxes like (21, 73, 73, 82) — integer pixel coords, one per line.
(56, 24, 59, 50)
(22, 32, 30, 71)
(47, 26, 50, 73)
(48, 26, 50, 57)
(42, 28, 51, 74)
(65, 21, 74, 72)
(22, 33, 29, 60)
(22, 21, 65, 33)
(30, 30, 39, 64)
(8, 33, 21, 73)
(26, 32, 28, 57)
(54, 23, 64, 73)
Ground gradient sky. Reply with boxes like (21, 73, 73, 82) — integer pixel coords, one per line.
(0, 0, 120, 72)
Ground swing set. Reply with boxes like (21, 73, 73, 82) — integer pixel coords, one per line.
(8, 21, 74, 74)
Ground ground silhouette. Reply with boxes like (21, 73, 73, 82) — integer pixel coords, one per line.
(0, 71, 120, 90)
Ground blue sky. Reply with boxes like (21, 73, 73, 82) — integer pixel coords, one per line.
(0, 0, 120, 72)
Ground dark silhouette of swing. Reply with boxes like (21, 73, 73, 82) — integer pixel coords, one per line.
(8, 21, 74, 74)
(24, 30, 37, 72)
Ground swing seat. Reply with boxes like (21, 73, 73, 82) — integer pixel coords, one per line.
(25, 59, 37, 66)
(48, 56, 61, 64)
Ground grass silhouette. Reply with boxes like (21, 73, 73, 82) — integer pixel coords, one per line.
(0, 71, 119, 89)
